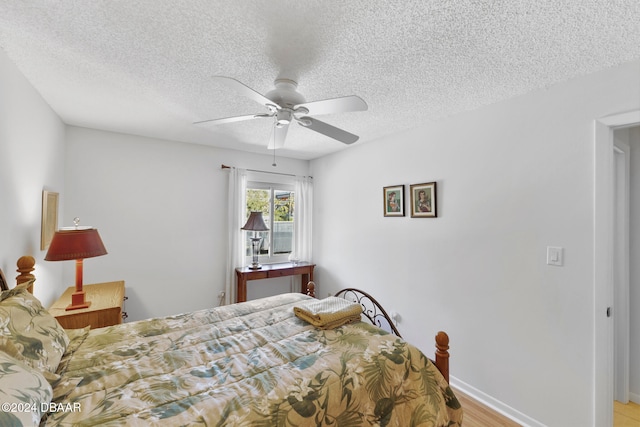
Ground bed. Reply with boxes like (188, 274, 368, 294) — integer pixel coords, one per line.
(1, 257, 462, 426)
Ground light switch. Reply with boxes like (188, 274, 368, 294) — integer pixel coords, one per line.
(547, 246, 564, 266)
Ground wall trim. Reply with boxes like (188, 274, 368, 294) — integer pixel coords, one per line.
(599, 111, 640, 127)
(450, 376, 546, 427)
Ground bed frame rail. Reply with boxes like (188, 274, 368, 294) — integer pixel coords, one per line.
(334, 287, 402, 337)
(330, 286, 450, 383)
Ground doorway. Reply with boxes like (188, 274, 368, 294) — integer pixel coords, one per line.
(613, 126, 640, 404)
(613, 124, 640, 424)
(594, 111, 640, 427)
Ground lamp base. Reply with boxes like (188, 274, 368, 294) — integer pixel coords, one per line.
(65, 291, 92, 311)
(248, 236, 263, 270)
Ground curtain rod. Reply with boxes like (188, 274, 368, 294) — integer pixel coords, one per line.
(221, 164, 312, 179)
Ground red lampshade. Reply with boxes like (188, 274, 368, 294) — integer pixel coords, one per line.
(44, 226, 107, 310)
(45, 228, 108, 261)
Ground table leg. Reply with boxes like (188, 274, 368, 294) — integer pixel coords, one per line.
(236, 272, 247, 303)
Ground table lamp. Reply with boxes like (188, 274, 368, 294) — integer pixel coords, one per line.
(241, 211, 269, 270)
(45, 218, 107, 310)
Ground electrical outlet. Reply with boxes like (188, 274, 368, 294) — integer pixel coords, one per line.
(217, 291, 226, 307)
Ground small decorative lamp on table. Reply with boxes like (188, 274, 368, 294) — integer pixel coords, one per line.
(241, 211, 269, 270)
(45, 218, 108, 310)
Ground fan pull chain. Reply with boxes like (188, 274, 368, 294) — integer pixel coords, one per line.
(272, 147, 277, 167)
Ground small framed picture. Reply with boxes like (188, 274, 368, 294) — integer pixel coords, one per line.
(41, 190, 59, 250)
(383, 185, 404, 217)
(410, 182, 437, 218)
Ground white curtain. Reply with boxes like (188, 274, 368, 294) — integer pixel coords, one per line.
(224, 167, 246, 304)
(293, 175, 313, 262)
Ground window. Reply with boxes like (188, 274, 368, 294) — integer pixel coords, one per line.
(245, 182, 295, 263)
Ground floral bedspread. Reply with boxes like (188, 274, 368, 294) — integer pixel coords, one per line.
(45, 293, 462, 426)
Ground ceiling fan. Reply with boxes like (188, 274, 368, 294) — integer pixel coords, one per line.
(194, 77, 368, 149)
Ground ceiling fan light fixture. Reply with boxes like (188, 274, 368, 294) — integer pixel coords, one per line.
(276, 109, 293, 126)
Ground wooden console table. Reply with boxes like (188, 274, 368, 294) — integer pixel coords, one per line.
(235, 262, 315, 302)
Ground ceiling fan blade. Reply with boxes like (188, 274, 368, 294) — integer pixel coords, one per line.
(193, 113, 271, 125)
(267, 123, 290, 150)
(295, 95, 367, 116)
(298, 117, 359, 144)
(214, 76, 279, 108)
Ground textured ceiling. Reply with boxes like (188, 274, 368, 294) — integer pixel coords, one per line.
(1, 1, 639, 160)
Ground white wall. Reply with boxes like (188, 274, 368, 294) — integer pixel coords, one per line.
(0, 49, 66, 306)
(64, 126, 310, 321)
(311, 60, 640, 426)
(629, 126, 640, 403)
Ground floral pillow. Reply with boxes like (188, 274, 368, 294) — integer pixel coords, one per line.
(0, 282, 69, 374)
(0, 351, 53, 426)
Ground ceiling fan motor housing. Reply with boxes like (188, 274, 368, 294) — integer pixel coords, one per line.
(266, 79, 309, 127)
(265, 79, 305, 108)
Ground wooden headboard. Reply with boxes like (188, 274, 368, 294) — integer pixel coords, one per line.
(0, 256, 36, 293)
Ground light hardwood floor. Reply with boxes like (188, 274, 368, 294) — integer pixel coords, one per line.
(452, 387, 521, 426)
(614, 401, 640, 427)
(455, 391, 640, 427)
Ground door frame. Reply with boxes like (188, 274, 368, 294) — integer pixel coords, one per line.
(594, 110, 640, 426)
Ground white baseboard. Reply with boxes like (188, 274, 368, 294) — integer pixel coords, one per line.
(450, 376, 546, 427)
(630, 392, 640, 405)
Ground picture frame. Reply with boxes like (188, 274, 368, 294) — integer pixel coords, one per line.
(383, 185, 404, 217)
(41, 190, 59, 250)
(410, 182, 437, 218)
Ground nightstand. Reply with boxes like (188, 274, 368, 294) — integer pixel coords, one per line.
(48, 281, 126, 329)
